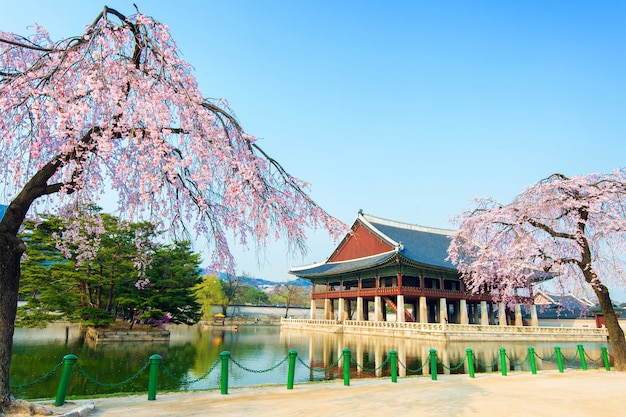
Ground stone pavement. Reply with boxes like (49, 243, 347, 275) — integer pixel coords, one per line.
(34, 370, 626, 417)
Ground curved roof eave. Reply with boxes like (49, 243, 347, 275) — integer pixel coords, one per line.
(289, 251, 458, 280)
(289, 250, 398, 278)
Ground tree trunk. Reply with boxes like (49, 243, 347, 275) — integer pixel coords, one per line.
(106, 284, 114, 312)
(0, 232, 25, 408)
(594, 284, 626, 371)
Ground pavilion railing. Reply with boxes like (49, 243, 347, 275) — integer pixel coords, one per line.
(280, 318, 609, 337)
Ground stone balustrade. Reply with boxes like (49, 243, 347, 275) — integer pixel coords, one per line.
(280, 318, 608, 342)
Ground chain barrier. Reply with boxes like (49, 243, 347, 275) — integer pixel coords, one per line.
(397, 357, 426, 373)
(473, 354, 500, 369)
(351, 355, 389, 372)
(584, 352, 602, 364)
(12, 343, 612, 396)
(10, 360, 64, 389)
(230, 355, 289, 373)
(534, 350, 556, 361)
(441, 354, 467, 372)
(561, 352, 580, 365)
(506, 352, 529, 367)
(161, 358, 220, 386)
(296, 354, 342, 372)
(75, 361, 149, 388)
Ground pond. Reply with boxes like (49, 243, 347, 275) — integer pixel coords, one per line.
(10, 322, 610, 400)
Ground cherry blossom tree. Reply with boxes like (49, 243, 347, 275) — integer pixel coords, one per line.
(448, 171, 626, 370)
(0, 7, 343, 408)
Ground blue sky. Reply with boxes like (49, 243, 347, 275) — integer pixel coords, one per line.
(2, 2, 626, 297)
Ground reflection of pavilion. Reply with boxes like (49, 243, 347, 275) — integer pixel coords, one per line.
(278, 327, 602, 380)
(286, 211, 607, 342)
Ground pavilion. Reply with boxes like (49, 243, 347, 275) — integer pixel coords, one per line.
(289, 210, 534, 326)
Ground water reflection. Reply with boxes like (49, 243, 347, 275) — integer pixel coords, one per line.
(10, 323, 609, 400)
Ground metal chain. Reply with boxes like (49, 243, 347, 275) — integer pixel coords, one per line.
(534, 351, 556, 361)
(562, 352, 579, 364)
(10, 360, 64, 389)
(351, 355, 389, 372)
(296, 354, 342, 372)
(397, 357, 426, 373)
(75, 361, 149, 388)
(442, 354, 467, 371)
(229, 355, 289, 373)
(161, 358, 220, 386)
(473, 354, 500, 368)
(505, 352, 529, 367)
(584, 352, 602, 364)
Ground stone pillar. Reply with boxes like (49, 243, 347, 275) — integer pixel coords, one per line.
(324, 298, 333, 320)
(480, 301, 489, 326)
(531, 304, 539, 327)
(374, 296, 383, 321)
(419, 296, 428, 323)
(499, 302, 507, 326)
(397, 294, 405, 323)
(459, 299, 468, 324)
(343, 298, 350, 321)
(440, 298, 448, 324)
(356, 297, 365, 321)
(338, 298, 345, 322)
(515, 304, 523, 327)
(310, 299, 316, 320)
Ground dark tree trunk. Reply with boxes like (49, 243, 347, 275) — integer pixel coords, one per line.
(106, 284, 114, 312)
(0, 232, 25, 406)
(594, 284, 626, 371)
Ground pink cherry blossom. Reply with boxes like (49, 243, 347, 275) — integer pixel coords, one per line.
(448, 170, 626, 369)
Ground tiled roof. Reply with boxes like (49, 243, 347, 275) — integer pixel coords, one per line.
(289, 251, 398, 278)
(289, 211, 456, 278)
(360, 213, 455, 270)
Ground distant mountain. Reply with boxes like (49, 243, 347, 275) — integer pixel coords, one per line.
(201, 270, 310, 288)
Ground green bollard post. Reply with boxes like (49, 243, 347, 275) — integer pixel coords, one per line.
(466, 349, 475, 378)
(287, 350, 297, 389)
(499, 348, 507, 376)
(220, 351, 230, 394)
(601, 347, 610, 371)
(555, 347, 564, 373)
(429, 349, 437, 381)
(528, 347, 537, 375)
(343, 348, 351, 386)
(55, 354, 78, 406)
(390, 350, 398, 383)
(577, 344, 587, 371)
(147, 354, 162, 401)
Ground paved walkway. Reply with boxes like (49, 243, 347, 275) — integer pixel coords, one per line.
(37, 369, 626, 417)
